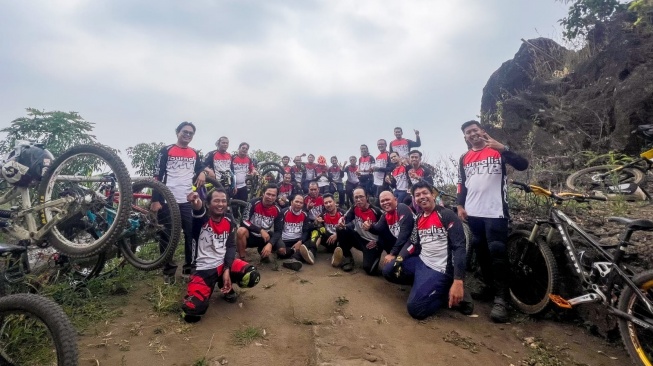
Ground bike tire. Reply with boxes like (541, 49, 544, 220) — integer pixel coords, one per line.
(119, 179, 181, 271)
(260, 166, 286, 185)
(463, 222, 477, 272)
(506, 230, 559, 315)
(205, 176, 226, 191)
(37, 144, 132, 258)
(0, 293, 79, 366)
(258, 161, 284, 171)
(229, 199, 248, 225)
(617, 269, 653, 366)
(566, 165, 645, 192)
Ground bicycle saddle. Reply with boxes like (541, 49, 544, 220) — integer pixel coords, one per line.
(607, 216, 653, 231)
(0, 243, 27, 255)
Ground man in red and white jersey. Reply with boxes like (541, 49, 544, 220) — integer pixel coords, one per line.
(386, 152, 410, 203)
(383, 181, 472, 319)
(358, 144, 376, 197)
(231, 142, 257, 201)
(153, 121, 205, 283)
(362, 191, 415, 268)
(343, 156, 359, 207)
(280, 156, 292, 174)
(290, 156, 305, 194)
(181, 188, 260, 323)
(336, 187, 383, 274)
(304, 181, 324, 222)
(309, 194, 345, 266)
(277, 173, 294, 208)
(327, 156, 345, 208)
(456, 120, 528, 323)
(271, 194, 313, 271)
(203, 136, 236, 194)
(302, 154, 318, 193)
(236, 184, 282, 261)
(372, 139, 392, 199)
(389, 127, 421, 160)
(407, 150, 433, 186)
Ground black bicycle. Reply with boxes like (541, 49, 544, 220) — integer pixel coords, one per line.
(510, 181, 653, 366)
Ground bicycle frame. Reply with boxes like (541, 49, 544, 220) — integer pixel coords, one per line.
(539, 206, 653, 327)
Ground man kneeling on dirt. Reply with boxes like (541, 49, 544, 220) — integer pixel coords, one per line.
(182, 188, 261, 323)
(382, 181, 473, 319)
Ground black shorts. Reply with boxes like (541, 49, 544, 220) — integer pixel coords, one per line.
(246, 234, 267, 251)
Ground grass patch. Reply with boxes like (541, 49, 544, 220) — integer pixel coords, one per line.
(232, 326, 265, 346)
(144, 277, 185, 314)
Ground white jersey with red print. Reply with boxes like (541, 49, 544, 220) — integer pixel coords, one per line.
(195, 215, 235, 271)
(232, 155, 254, 189)
(358, 156, 374, 175)
(373, 151, 389, 186)
(417, 212, 451, 273)
(392, 165, 409, 191)
(458, 147, 505, 218)
(154, 145, 201, 203)
(280, 209, 308, 242)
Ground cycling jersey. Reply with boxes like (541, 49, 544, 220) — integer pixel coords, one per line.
(192, 211, 237, 271)
(241, 198, 281, 237)
(271, 208, 310, 243)
(344, 205, 381, 242)
(203, 150, 233, 181)
(368, 203, 415, 255)
(281, 165, 292, 174)
(328, 165, 344, 184)
(373, 151, 390, 186)
(358, 156, 375, 175)
(391, 164, 409, 191)
(457, 147, 528, 218)
(154, 144, 202, 203)
(316, 165, 329, 187)
(279, 183, 294, 199)
(409, 165, 433, 185)
(304, 194, 324, 220)
(408, 206, 465, 279)
(389, 138, 421, 159)
(322, 209, 345, 234)
(304, 163, 317, 181)
(231, 155, 254, 189)
(345, 165, 359, 184)
(291, 165, 304, 184)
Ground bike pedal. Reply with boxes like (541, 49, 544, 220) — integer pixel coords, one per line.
(549, 294, 573, 309)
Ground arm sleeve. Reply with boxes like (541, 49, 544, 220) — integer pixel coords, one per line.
(502, 150, 529, 171)
(270, 211, 284, 245)
(194, 150, 203, 175)
(456, 154, 467, 207)
(224, 217, 237, 268)
(301, 213, 311, 243)
(440, 208, 466, 280)
(152, 147, 168, 203)
(203, 151, 214, 171)
(397, 221, 419, 259)
(344, 208, 355, 230)
(390, 205, 416, 256)
(410, 136, 421, 148)
(368, 214, 386, 235)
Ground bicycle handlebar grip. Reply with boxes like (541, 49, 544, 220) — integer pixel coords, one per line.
(511, 181, 531, 192)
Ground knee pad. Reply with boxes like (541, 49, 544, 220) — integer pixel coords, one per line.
(239, 265, 261, 288)
(182, 294, 209, 317)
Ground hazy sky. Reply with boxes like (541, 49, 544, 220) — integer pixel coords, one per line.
(0, 0, 569, 168)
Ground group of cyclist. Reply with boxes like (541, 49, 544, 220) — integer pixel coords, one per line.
(152, 121, 528, 325)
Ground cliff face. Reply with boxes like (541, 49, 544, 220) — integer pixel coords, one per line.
(480, 13, 653, 186)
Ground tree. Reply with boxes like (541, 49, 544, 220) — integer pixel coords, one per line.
(557, 0, 626, 41)
(249, 149, 281, 164)
(0, 108, 97, 156)
(126, 142, 166, 177)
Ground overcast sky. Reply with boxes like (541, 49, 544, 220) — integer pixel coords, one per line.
(0, 0, 569, 168)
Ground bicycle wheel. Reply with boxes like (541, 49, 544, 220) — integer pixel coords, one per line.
(119, 179, 181, 271)
(37, 144, 131, 258)
(0, 293, 79, 366)
(617, 269, 653, 366)
(463, 222, 477, 272)
(229, 199, 248, 225)
(258, 161, 284, 172)
(566, 165, 645, 192)
(506, 230, 559, 315)
(260, 166, 286, 185)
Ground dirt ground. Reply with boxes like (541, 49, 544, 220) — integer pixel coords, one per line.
(76, 247, 632, 366)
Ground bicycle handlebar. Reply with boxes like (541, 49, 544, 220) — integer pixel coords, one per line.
(511, 181, 607, 202)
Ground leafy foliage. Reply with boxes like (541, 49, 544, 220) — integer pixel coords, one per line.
(126, 142, 166, 177)
(0, 108, 97, 156)
(249, 149, 282, 164)
(557, 0, 626, 41)
(629, 0, 653, 26)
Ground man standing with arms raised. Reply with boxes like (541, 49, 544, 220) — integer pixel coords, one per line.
(389, 127, 421, 160)
(457, 120, 528, 323)
(372, 139, 392, 199)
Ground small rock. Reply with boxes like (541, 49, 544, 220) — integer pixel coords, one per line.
(363, 354, 377, 362)
(524, 337, 535, 344)
(238, 303, 243, 308)
(370, 345, 375, 349)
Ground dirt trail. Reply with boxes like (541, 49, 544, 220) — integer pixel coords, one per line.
(78, 250, 629, 366)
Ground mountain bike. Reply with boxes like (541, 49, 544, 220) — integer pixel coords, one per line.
(510, 181, 653, 366)
(566, 124, 653, 195)
(0, 144, 131, 257)
(204, 176, 248, 225)
(0, 281, 78, 365)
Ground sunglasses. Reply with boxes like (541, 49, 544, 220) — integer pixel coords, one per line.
(180, 130, 195, 137)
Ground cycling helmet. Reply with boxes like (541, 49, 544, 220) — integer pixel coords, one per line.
(1, 143, 53, 186)
(317, 155, 327, 165)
